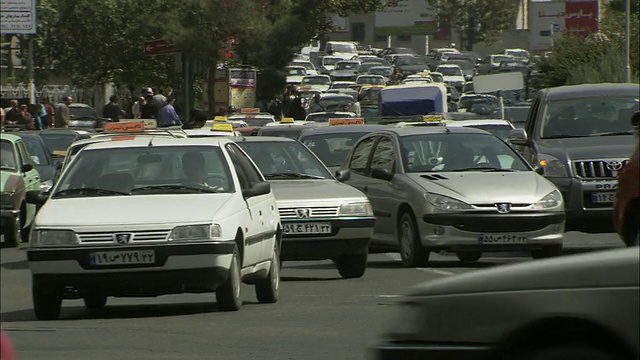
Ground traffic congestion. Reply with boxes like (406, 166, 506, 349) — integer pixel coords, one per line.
(1, 37, 639, 360)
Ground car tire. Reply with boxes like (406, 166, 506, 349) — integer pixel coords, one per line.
(531, 244, 563, 259)
(216, 251, 241, 311)
(335, 252, 368, 279)
(4, 212, 22, 248)
(20, 204, 31, 243)
(398, 212, 429, 267)
(255, 248, 280, 304)
(83, 294, 107, 309)
(32, 277, 62, 320)
(456, 251, 482, 262)
(525, 344, 617, 360)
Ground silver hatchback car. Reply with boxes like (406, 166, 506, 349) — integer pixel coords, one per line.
(341, 125, 565, 267)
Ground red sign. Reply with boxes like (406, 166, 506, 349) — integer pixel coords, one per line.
(144, 39, 181, 56)
(564, 2, 599, 36)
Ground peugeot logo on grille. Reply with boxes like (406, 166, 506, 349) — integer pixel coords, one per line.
(496, 203, 512, 214)
(114, 233, 132, 244)
(606, 161, 623, 171)
(295, 208, 311, 218)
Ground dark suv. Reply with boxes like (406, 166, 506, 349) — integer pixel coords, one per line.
(508, 83, 639, 233)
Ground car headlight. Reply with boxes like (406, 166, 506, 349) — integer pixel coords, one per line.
(532, 190, 563, 209)
(169, 224, 222, 241)
(31, 229, 78, 247)
(426, 193, 472, 211)
(1, 192, 12, 207)
(339, 202, 373, 216)
(39, 180, 54, 192)
(537, 154, 569, 177)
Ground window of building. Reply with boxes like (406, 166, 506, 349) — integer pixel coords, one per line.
(351, 23, 365, 42)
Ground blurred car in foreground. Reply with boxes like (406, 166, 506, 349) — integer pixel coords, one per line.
(614, 111, 640, 247)
(374, 247, 639, 360)
(14, 132, 58, 191)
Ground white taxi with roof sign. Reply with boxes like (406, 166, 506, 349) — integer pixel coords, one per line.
(183, 118, 243, 138)
(25, 137, 282, 320)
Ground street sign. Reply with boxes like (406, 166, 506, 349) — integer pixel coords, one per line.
(144, 39, 181, 56)
(1, 0, 37, 34)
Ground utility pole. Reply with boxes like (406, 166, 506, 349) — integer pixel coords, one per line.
(624, 0, 631, 82)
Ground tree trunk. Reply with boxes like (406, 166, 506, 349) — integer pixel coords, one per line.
(207, 61, 217, 114)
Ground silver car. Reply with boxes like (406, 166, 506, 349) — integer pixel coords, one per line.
(374, 247, 639, 360)
(341, 125, 565, 266)
(236, 137, 375, 278)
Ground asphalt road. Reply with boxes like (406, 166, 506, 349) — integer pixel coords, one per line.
(0, 232, 624, 360)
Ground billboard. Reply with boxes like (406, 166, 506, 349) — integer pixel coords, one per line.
(375, 0, 438, 36)
(529, 0, 599, 51)
(1, 0, 36, 34)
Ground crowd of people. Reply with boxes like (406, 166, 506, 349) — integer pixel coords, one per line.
(265, 84, 362, 121)
(1, 97, 69, 130)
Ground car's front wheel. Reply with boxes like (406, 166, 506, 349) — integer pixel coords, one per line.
(83, 294, 107, 309)
(216, 251, 241, 311)
(3, 212, 21, 248)
(32, 277, 62, 320)
(255, 248, 280, 303)
(456, 251, 482, 263)
(398, 212, 429, 267)
(334, 252, 368, 279)
(531, 244, 563, 259)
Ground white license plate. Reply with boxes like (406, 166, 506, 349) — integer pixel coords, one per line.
(89, 250, 155, 266)
(591, 192, 616, 204)
(479, 234, 528, 244)
(283, 223, 332, 235)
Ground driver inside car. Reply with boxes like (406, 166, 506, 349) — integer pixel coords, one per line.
(182, 151, 217, 189)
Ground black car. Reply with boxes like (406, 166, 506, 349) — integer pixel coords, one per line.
(394, 56, 428, 76)
(257, 123, 327, 139)
(13, 132, 59, 191)
(36, 129, 93, 160)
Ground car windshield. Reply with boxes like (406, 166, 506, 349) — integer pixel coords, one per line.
(335, 62, 359, 70)
(369, 67, 393, 76)
(540, 97, 639, 138)
(21, 137, 50, 165)
(506, 50, 528, 57)
(292, 62, 314, 70)
(305, 113, 353, 123)
(504, 106, 530, 127)
(462, 124, 514, 140)
(430, 73, 444, 82)
(302, 76, 331, 85)
(401, 133, 530, 172)
(240, 118, 274, 127)
(329, 43, 356, 53)
(0, 140, 17, 171)
(438, 67, 462, 76)
(287, 67, 306, 76)
(39, 133, 79, 152)
(323, 57, 341, 66)
(69, 106, 98, 119)
(53, 146, 233, 198)
(368, 58, 391, 66)
(319, 96, 355, 112)
(492, 55, 513, 63)
(331, 83, 353, 89)
(397, 57, 426, 66)
(357, 76, 385, 85)
(301, 133, 370, 167)
(237, 141, 332, 179)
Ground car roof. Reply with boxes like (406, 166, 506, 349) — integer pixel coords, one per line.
(237, 136, 297, 143)
(437, 64, 461, 68)
(542, 83, 639, 101)
(10, 132, 42, 139)
(319, 93, 354, 99)
(303, 75, 330, 79)
(82, 137, 232, 151)
(444, 119, 513, 126)
(299, 124, 390, 136)
(372, 125, 489, 137)
(0, 133, 21, 141)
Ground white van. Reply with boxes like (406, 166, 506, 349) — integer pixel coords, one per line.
(325, 41, 358, 61)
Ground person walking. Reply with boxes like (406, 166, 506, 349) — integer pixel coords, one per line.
(18, 104, 36, 130)
(306, 93, 324, 115)
(102, 95, 125, 122)
(157, 96, 182, 127)
(289, 96, 307, 120)
(5, 99, 19, 125)
(140, 94, 158, 119)
(131, 96, 144, 118)
(54, 96, 72, 128)
(44, 98, 55, 128)
(33, 100, 48, 130)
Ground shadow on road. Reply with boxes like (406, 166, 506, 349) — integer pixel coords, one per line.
(366, 259, 499, 269)
(1, 259, 29, 270)
(281, 276, 343, 282)
(284, 263, 336, 270)
(1, 300, 260, 322)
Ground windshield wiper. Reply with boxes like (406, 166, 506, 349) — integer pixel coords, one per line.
(449, 167, 517, 172)
(53, 187, 130, 198)
(595, 131, 633, 136)
(131, 185, 219, 193)
(540, 134, 590, 139)
(264, 172, 327, 180)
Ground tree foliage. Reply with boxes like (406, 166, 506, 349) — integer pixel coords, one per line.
(426, 0, 518, 51)
(535, 0, 640, 88)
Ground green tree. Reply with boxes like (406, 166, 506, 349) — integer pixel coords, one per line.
(426, 0, 518, 51)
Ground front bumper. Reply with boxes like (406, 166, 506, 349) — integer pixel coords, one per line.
(27, 242, 235, 297)
(549, 177, 618, 232)
(280, 217, 374, 260)
(420, 212, 565, 251)
(375, 341, 492, 360)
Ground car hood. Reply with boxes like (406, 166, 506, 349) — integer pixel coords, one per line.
(537, 136, 636, 160)
(269, 179, 366, 205)
(442, 75, 465, 83)
(410, 247, 639, 297)
(406, 171, 556, 204)
(35, 194, 234, 227)
(398, 64, 428, 72)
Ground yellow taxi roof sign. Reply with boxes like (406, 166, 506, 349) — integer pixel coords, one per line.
(329, 118, 365, 126)
(281, 117, 295, 124)
(121, 118, 157, 129)
(51, 150, 68, 158)
(240, 108, 260, 114)
(422, 115, 444, 122)
(211, 123, 234, 132)
(214, 116, 228, 122)
(103, 121, 145, 133)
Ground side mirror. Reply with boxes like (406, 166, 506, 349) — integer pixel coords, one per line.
(26, 190, 48, 205)
(507, 128, 529, 146)
(335, 169, 351, 182)
(534, 166, 545, 175)
(21, 163, 34, 173)
(243, 181, 271, 198)
(371, 167, 394, 181)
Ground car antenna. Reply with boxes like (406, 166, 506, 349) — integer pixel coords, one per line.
(147, 136, 154, 146)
